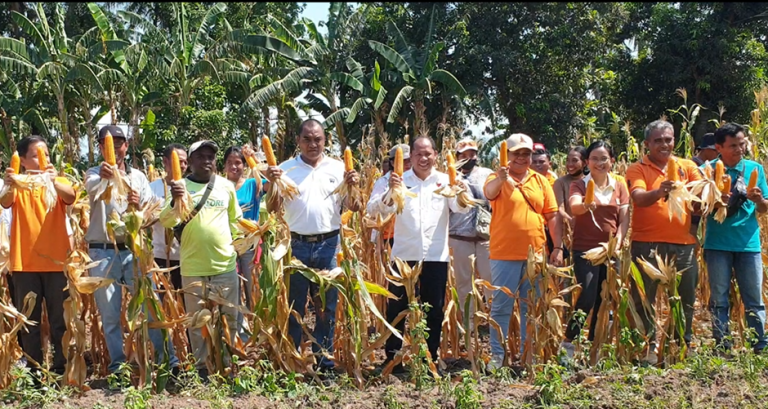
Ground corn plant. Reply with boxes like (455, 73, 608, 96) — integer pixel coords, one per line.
(0, 280, 35, 389)
(667, 88, 703, 159)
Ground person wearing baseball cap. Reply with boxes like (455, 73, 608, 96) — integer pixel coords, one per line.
(161, 139, 244, 380)
(531, 142, 558, 186)
(482, 132, 562, 370)
(366, 144, 412, 247)
(85, 125, 180, 378)
(692, 132, 718, 166)
(449, 138, 493, 319)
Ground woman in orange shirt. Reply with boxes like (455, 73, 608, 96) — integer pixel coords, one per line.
(1, 136, 76, 380)
(483, 133, 562, 370)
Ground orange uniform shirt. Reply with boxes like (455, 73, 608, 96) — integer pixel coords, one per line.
(625, 156, 702, 245)
(484, 172, 558, 261)
(9, 176, 72, 272)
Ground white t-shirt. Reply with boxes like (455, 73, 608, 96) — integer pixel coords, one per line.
(150, 179, 180, 261)
(279, 155, 345, 235)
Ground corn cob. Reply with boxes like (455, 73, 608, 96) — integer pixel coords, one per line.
(344, 147, 353, 172)
(715, 161, 725, 191)
(748, 168, 759, 190)
(447, 152, 457, 185)
(238, 218, 259, 232)
(394, 146, 403, 176)
(500, 141, 508, 167)
(666, 158, 678, 182)
(723, 175, 732, 193)
(104, 132, 116, 166)
(37, 146, 47, 170)
(246, 155, 258, 169)
(584, 178, 595, 205)
(148, 164, 155, 178)
(10, 152, 20, 174)
(262, 136, 276, 167)
(171, 150, 182, 181)
(337, 251, 344, 266)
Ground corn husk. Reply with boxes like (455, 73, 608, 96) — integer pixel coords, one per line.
(92, 165, 130, 206)
(433, 157, 482, 208)
(635, 252, 690, 286)
(232, 217, 271, 255)
(383, 183, 417, 215)
(266, 172, 300, 211)
(329, 176, 364, 210)
(665, 180, 700, 223)
(581, 234, 620, 266)
(0, 171, 57, 212)
(686, 161, 727, 223)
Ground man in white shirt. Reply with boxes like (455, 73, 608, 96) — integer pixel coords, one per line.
(368, 135, 471, 370)
(150, 143, 188, 294)
(367, 144, 412, 246)
(265, 119, 361, 371)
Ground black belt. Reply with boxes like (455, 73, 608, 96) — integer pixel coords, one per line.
(89, 242, 128, 251)
(290, 230, 339, 243)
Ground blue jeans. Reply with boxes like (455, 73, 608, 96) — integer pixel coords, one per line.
(89, 248, 180, 373)
(288, 235, 339, 368)
(704, 250, 767, 350)
(489, 259, 539, 358)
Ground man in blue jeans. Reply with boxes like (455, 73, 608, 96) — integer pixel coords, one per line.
(702, 122, 768, 353)
(85, 126, 179, 377)
(265, 119, 361, 371)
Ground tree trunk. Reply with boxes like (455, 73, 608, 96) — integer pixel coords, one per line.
(130, 110, 140, 168)
(109, 88, 117, 125)
(57, 92, 75, 164)
(0, 108, 13, 152)
(328, 90, 346, 150)
(82, 106, 95, 165)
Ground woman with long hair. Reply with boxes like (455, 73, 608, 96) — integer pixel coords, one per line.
(560, 140, 629, 357)
(553, 146, 588, 258)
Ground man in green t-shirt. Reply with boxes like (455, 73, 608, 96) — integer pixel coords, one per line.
(160, 140, 243, 380)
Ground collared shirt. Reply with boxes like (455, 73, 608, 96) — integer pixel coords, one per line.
(449, 165, 493, 238)
(582, 172, 619, 205)
(149, 179, 179, 261)
(280, 155, 345, 235)
(368, 168, 470, 262)
(702, 158, 768, 252)
(84, 165, 153, 244)
(626, 155, 702, 245)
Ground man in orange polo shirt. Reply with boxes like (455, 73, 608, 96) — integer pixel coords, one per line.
(626, 120, 702, 364)
(1, 136, 76, 380)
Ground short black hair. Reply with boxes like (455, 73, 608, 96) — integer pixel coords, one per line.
(586, 140, 615, 159)
(163, 143, 186, 159)
(17, 135, 46, 158)
(410, 135, 436, 152)
(298, 119, 325, 136)
(223, 146, 245, 163)
(532, 148, 550, 160)
(568, 146, 588, 162)
(714, 122, 746, 145)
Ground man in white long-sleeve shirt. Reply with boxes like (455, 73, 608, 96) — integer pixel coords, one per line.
(366, 144, 411, 247)
(368, 135, 471, 369)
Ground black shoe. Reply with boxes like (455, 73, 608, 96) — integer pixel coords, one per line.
(197, 368, 210, 384)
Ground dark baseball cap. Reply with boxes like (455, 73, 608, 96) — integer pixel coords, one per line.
(697, 133, 716, 150)
(98, 125, 127, 141)
(188, 140, 219, 157)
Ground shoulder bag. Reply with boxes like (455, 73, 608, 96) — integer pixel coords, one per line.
(173, 177, 216, 243)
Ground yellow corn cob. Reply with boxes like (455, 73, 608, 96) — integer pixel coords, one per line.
(394, 146, 403, 176)
(666, 158, 678, 182)
(447, 152, 457, 185)
(238, 218, 259, 233)
(37, 146, 47, 170)
(262, 136, 276, 167)
(723, 175, 732, 193)
(748, 168, 759, 190)
(148, 164, 155, 177)
(104, 132, 116, 166)
(500, 141, 508, 167)
(584, 178, 595, 205)
(10, 152, 20, 174)
(246, 155, 258, 169)
(715, 161, 725, 191)
(344, 147, 353, 172)
(171, 150, 182, 181)
(337, 251, 344, 266)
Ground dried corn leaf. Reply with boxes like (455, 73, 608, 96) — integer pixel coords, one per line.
(92, 164, 130, 205)
(383, 184, 417, 215)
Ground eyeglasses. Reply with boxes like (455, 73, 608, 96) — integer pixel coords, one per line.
(589, 157, 611, 165)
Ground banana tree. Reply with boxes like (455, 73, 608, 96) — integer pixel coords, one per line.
(0, 3, 80, 162)
(246, 3, 368, 150)
(368, 7, 467, 137)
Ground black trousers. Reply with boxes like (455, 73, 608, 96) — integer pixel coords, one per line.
(13, 272, 69, 373)
(6, 274, 23, 348)
(385, 261, 447, 362)
(565, 251, 608, 341)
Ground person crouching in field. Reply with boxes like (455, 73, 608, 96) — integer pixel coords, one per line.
(1, 136, 76, 381)
(161, 140, 243, 380)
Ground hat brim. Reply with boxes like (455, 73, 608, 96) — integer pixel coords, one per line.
(509, 144, 533, 152)
(697, 145, 716, 151)
(456, 146, 478, 153)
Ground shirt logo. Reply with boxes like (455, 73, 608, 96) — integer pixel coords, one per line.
(329, 177, 337, 184)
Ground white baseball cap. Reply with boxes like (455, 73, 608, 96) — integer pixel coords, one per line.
(505, 133, 534, 152)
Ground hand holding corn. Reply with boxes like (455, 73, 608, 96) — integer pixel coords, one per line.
(99, 161, 115, 180)
(265, 166, 283, 182)
(343, 169, 360, 186)
(3, 167, 15, 187)
(169, 180, 187, 201)
(656, 180, 675, 200)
